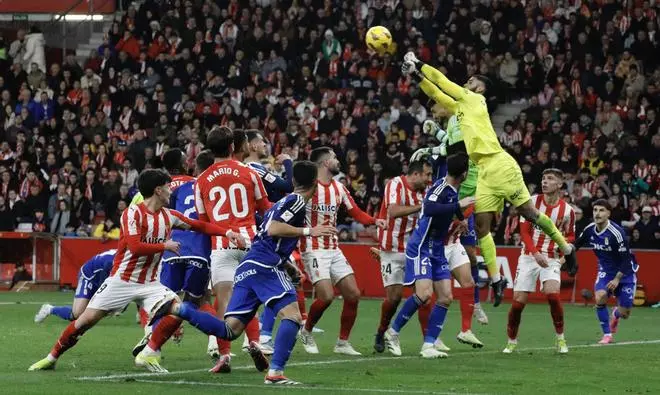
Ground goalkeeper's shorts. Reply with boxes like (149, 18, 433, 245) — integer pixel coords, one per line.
(475, 151, 530, 213)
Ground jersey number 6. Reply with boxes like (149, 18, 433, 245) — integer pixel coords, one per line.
(210, 184, 249, 221)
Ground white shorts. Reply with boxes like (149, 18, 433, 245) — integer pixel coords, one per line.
(302, 250, 354, 285)
(513, 254, 561, 293)
(210, 249, 247, 287)
(445, 243, 470, 271)
(87, 275, 178, 314)
(379, 251, 406, 287)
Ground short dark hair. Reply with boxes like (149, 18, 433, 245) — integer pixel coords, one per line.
(474, 74, 493, 96)
(542, 168, 564, 178)
(233, 129, 247, 153)
(245, 129, 262, 143)
(195, 150, 215, 173)
(310, 147, 333, 163)
(207, 126, 234, 158)
(137, 169, 171, 198)
(293, 161, 318, 189)
(446, 153, 469, 178)
(407, 160, 427, 175)
(162, 148, 185, 174)
(592, 198, 612, 211)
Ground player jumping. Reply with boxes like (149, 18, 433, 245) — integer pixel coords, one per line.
(402, 52, 577, 306)
(28, 169, 244, 372)
(34, 249, 116, 323)
(373, 160, 433, 353)
(298, 147, 387, 356)
(384, 153, 474, 358)
(574, 199, 639, 344)
(148, 161, 336, 385)
(504, 169, 575, 354)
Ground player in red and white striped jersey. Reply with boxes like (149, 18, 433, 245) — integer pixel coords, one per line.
(28, 169, 243, 372)
(298, 147, 386, 356)
(371, 161, 432, 353)
(504, 168, 575, 354)
(193, 127, 271, 373)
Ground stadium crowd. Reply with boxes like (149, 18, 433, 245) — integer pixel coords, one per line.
(0, 0, 657, 249)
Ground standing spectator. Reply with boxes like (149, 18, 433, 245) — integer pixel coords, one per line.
(634, 206, 658, 248)
(49, 199, 71, 235)
(23, 26, 46, 73)
(0, 195, 15, 230)
(8, 28, 26, 65)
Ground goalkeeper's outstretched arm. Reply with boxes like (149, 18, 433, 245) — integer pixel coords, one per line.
(420, 78, 457, 113)
(420, 64, 465, 101)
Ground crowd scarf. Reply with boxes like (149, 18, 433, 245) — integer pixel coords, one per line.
(329, 58, 339, 78)
(81, 154, 91, 172)
(20, 177, 43, 199)
(633, 163, 650, 179)
(84, 181, 94, 201)
(96, 152, 107, 169)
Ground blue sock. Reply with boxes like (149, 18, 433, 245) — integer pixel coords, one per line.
(471, 265, 480, 303)
(424, 304, 449, 344)
(270, 319, 300, 372)
(596, 305, 611, 335)
(51, 306, 74, 321)
(613, 307, 621, 319)
(392, 295, 424, 333)
(179, 302, 232, 339)
(260, 307, 277, 337)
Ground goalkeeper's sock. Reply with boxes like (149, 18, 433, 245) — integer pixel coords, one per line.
(533, 212, 571, 254)
(423, 304, 449, 344)
(51, 306, 74, 321)
(392, 294, 424, 333)
(596, 304, 611, 335)
(547, 293, 564, 335)
(478, 234, 501, 283)
(471, 265, 481, 303)
(507, 300, 525, 340)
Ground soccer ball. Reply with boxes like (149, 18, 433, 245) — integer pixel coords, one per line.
(365, 26, 392, 55)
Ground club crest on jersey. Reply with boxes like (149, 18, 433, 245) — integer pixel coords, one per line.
(604, 237, 609, 245)
(312, 203, 337, 213)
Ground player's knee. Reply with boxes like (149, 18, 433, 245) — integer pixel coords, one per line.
(415, 288, 433, 303)
(282, 312, 303, 325)
(461, 277, 476, 289)
(344, 288, 361, 303)
(437, 294, 452, 307)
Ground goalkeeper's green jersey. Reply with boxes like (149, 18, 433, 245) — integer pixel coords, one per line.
(130, 192, 144, 205)
(446, 115, 478, 199)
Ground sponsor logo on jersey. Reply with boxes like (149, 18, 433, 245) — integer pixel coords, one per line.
(142, 236, 167, 244)
(312, 204, 338, 212)
(234, 269, 257, 282)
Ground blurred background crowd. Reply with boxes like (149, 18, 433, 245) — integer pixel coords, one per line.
(0, 0, 657, 249)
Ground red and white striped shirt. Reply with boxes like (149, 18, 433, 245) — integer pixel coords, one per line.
(377, 176, 423, 253)
(520, 194, 576, 258)
(111, 203, 189, 283)
(195, 159, 270, 250)
(300, 179, 376, 252)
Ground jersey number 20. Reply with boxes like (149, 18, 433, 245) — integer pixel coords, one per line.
(210, 184, 249, 221)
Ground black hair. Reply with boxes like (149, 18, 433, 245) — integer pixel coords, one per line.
(310, 147, 333, 163)
(245, 129, 262, 143)
(195, 150, 215, 173)
(446, 153, 469, 178)
(474, 74, 493, 96)
(137, 169, 172, 198)
(592, 198, 612, 211)
(293, 161, 318, 190)
(407, 160, 427, 175)
(233, 128, 246, 153)
(542, 168, 564, 178)
(162, 148, 185, 174)
(207, 126, 234, 158)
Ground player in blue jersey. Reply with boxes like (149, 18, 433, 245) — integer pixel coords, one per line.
(574, 199, 639, 345)
(383, 153, 475, 358)
(244, 130, 294, 203)
(148, 161, 335, 384)
(34, 249, 116, 323)
(132, 150, 217, 364)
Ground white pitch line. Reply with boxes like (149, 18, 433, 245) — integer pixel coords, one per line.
(128, 379, 480, 395)
(0, 301, 55, 305)
(75, 339, 660, 382)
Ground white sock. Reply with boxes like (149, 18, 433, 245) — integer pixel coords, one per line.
(508, 338, 518, 344)
(389, 328, 399, 335)
(422, 342, 434, 348)
(562, 244, 573, 255)
(492, 273, 502, 283)
(556, 333, 565, 340)
(143, 345, 158, 355)
(260, 335, 272, 343)
(47, 354, 57, 362)
(267, 369, 283, 377)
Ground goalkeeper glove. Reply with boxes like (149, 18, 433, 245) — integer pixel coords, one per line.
(422, 120, 448, 144)
(410, 147, 431, 162)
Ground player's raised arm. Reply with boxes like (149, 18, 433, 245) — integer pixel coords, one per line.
(250, 157, 294, 194)
(403, 52, 466, 100)
(420, 78, 457, 112)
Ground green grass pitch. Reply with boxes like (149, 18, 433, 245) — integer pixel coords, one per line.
(2, 292, 659, 394)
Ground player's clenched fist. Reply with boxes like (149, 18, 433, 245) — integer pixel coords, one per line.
(375, 218, 388, 230)
(459, 196, 476, 208)
(164, 240, 181, 254)
(310, 225, 337, 237)
(226, 230, 247, 249)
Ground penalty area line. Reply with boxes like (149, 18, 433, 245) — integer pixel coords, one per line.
(75, 339, 660, 382)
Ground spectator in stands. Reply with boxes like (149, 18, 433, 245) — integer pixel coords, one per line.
(635, 206, 659, 249)
(92, 217, 120, 241)
(49, 199, 70, 235)
(0, 194, 15, 231)
(23, 26, 45, 73)
(8, 28, 25, 65)
(10, 261, 31, 289)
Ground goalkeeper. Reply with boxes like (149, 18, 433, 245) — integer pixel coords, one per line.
(404, 51, 576, 307)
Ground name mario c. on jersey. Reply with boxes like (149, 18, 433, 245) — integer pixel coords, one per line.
(206, 167, 241, 182)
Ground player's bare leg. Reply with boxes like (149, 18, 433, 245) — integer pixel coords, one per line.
(516, 200, 577, 274)
(452, 263, 483, 348)
(334, 274, 362, 355)
(465, 245, 488, 324)
(29, 308, 107, 371)
(300, 279, 333, 354)
(475, 211, 508, 306)
(594, 290, 614, 344)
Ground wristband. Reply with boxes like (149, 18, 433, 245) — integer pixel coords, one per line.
(303, 227, 311, 236)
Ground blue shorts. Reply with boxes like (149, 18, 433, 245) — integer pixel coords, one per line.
(594, 272, 637, 308)
(75, 270, 104, 299)
(404, 250, 451, 285)
(160, 257, 210, 298)
(460, 215, 477, 246)
(225, 262, 297, 324)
